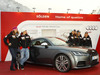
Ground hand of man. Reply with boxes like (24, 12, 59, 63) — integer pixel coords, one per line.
(8, 43, 12, 46)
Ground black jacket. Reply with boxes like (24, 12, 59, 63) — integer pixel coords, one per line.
(76, 34, 83, 46)
(68, 33, 76, 46)
(82, 35, 92, 47)
(19, 34, 31, 48)
(3, 31, 19, 48)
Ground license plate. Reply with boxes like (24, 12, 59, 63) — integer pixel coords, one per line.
(92, 56, 98, 60)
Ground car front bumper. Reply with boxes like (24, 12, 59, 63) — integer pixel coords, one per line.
(72, 51, 99, 69)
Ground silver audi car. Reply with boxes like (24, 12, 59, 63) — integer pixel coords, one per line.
(28, 37, 99, 72)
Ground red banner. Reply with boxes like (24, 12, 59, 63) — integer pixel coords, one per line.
(1, 12, 100, 61)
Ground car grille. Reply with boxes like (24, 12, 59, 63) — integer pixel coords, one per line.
(77, 61, 86, 67)
(76, 49, 99, 67)
(87, 49, 99, 66)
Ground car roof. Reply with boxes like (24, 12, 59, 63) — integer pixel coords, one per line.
(31, 37, 66, 42)
(31, 37, 54, 40)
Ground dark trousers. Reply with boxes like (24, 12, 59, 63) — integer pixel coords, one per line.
(9, 48, 18, 69)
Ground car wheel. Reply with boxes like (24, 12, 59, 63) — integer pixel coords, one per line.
(55, 54, 71, 72)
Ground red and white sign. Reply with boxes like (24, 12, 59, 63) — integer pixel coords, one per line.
(0, 12, 100, 61)
(0, 11, 1, 61)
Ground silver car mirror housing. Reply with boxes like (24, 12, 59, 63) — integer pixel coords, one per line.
(41, 42, 48, 48)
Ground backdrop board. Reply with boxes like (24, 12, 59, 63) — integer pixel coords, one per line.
(1, 12, 100, 61)
(0, 11, 1, 61)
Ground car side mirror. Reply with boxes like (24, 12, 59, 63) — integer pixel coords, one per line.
(41, 42, 48, 48)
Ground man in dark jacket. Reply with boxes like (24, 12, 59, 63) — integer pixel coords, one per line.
(19, 29, 31, 70)
(4, 27, 19, 71)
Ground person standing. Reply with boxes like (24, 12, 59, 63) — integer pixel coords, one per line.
(3, 27, 19, 71)
(68, 30, 76, 46)
(82, 32, 92, 47)
(73, 30, 78, 46)
(76, 30, 83, 46)
(19, 30, 31, 70)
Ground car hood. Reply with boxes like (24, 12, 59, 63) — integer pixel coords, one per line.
(56, 46, 92, 52)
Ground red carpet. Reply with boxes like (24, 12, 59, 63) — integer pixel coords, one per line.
(0, 61, 100, 75)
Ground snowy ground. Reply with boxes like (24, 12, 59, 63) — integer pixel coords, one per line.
(0, 0, 31, 12)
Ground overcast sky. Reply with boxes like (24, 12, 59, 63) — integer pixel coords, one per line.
(15, 0, 100, 14)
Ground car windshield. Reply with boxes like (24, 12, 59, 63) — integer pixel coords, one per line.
(48, 38, 68, 46)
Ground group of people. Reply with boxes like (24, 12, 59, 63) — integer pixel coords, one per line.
(3, 27, 92, 71)
(4, 27, 31, 71)
(67, 30, 92, 47)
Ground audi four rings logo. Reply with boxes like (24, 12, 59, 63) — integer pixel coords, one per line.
(86, 26, 98, 30)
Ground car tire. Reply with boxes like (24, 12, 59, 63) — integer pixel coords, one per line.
(55, 54, 71, 72)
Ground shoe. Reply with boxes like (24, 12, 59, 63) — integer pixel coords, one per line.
(21, 65, 24, 70)
(10, 67, 15, 71)
(21, 68, 24, 70)
(15, 65, 17, 70)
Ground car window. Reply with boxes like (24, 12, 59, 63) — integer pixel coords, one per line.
(32, 39, 51, 46)
(48, 38, 68, 46)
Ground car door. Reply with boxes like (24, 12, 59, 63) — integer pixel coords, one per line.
(30, 38, 56, 64)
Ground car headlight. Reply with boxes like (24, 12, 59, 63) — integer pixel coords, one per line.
(72, 51, 89, 56)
